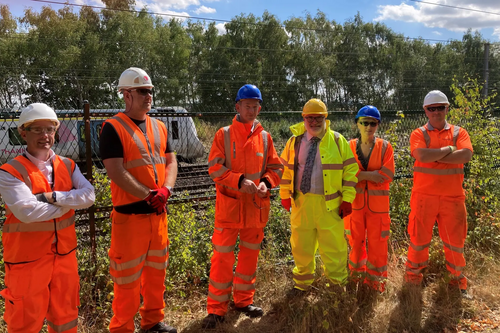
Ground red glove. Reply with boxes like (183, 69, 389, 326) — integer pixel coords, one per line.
(149, 187, 171, 212)
(281, 198, 291, 212)
(339, 201, 352, 218)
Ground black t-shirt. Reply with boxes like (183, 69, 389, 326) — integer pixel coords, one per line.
(100, 117, 173, 160)
(99, 115, 173, 214)
(356, 138, 373, 171)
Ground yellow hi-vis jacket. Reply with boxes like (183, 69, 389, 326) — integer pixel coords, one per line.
(279, 121, 359, 212)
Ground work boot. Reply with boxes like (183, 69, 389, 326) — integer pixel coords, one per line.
(141, 322, 177, 333)
(461, 289, 473, 300)
(202, 314, 225, 329)
(235, 304, 264, 318)
(287, 287, 306, 298)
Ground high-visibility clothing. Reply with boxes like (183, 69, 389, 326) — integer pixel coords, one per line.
(104, 112, 168, 206)
(108, 211, 169, 333)
(1, 245, 79, 333)
(103, 113, 171, 333)
(410, 122, 473, 196)
(280, 122, 358, 289)
(206, 115, 282, 316)
(208, 115, 283, 229)
(406, 121, 473, 290)
(344, 138, 394, 291)
(279, 121, 358, 212)
(0, 155, 76, 264)
(290, 192, 348, 289)
(405, 193, 467, 289)
(207, 227, 264, 316)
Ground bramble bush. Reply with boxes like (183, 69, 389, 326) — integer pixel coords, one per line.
(448, 77, 500, 253)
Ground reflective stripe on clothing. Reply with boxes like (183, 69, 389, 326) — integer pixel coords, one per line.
(411, 122, 472, 196)
(279, 120, 359, 211)
(47, 318, 78, 333)
(349, 138, 394, 213)
(104, 113, 168, 207)
(290, 192, 348, 288)
(0, 155, 77, 264)
(405, 192, 468, 289)
(209, 116, 283, 229)
(3, 215, 75, 233)
(207, 227, 264, 316)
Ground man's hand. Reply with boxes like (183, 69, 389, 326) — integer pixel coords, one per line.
(339, 201, 352, 218)
(149, 187, 171, 213)
(256, 182, 268, 198)
(240, 178, 258, 194)
(281, 198, 291, 212)
(369, 171, 388, 184)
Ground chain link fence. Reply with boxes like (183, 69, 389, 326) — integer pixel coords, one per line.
(1, 102, 499, 255)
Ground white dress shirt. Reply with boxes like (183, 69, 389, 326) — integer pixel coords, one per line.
(0, 150, 95, 223)
(295, 131, 325, 195)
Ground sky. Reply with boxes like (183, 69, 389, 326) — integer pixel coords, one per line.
(3, 0, 500, 42)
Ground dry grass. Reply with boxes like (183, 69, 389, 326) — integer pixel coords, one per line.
(2, 248, 500, 333)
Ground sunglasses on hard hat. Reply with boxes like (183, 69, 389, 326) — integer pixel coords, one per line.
(426, 105, 447, 112)
(25, 126, 58, 134)
(128, 88, 153, 96)
(358, 121, 378, 127)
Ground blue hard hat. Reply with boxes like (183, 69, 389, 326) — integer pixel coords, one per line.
(355, 105, 381, 122)
(235, 84, 263, 103)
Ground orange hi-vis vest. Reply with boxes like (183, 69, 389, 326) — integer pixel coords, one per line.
(411, 122, 472, 196)
(208, 115, 283, 229)
(350, 138, 395, 213)
(104, 112, 168, 206)
(0, 155, 76, 264)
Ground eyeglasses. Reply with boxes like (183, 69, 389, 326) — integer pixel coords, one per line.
(128, 88, 153, 96)
(426, 105, 447, 112)
(358, 121, 378, 127)
(304, 116, 325, 123)
(25, 126, 57, 134)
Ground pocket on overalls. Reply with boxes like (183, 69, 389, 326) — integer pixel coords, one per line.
(1, 288, 25, 329)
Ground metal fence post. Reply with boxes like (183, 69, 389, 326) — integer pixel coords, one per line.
(83, 101, 96, 260)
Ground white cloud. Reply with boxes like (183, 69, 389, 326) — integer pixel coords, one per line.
(432, 31, 442, 36)
(215, 22, 226, 35)
(145, 0, 200, 11)
(203, 0, 220, 2)
(494, 28, 500, 38)
(193, 6, 216, 14)
(374, 0, 500, 39)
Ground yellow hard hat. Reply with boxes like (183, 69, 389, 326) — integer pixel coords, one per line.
(302, 99, 328, 116)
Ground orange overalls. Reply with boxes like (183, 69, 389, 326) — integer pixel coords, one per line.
(344, 138, 394, 292)
(104, 113, 170, 333)
(406, 122, 473, 290)
(0, 156, 79, 333)
(207, 115, 283, 316)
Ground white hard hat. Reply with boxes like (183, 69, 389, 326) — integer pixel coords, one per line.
(117, 67, 154, 92)
(423, 90, 449, 107)
(18, 103, 60, 129)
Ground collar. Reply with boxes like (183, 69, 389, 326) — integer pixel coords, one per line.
(25, 149, 56, 165)
(426, 120, 451, 131)
(304, 130, 325, 142)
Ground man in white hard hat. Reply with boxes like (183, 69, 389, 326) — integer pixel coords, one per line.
(0, 103, 95, 333)
(99, 67, 178, 333)
(405, 90, 473, 297)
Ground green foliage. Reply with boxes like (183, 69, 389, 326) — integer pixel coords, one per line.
(165, 200, 214, 296)
(449, 77, 500, 253)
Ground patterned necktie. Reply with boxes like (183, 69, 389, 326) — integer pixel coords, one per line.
(300, 136, 321, 194)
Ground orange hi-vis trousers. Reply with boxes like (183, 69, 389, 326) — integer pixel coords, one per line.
(405, 192, 468, 289)
(207, 227, 264, 316)
(344, 192, 391, 292)
(1, 245, 79, 333)
(109, 211, 170, 333)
